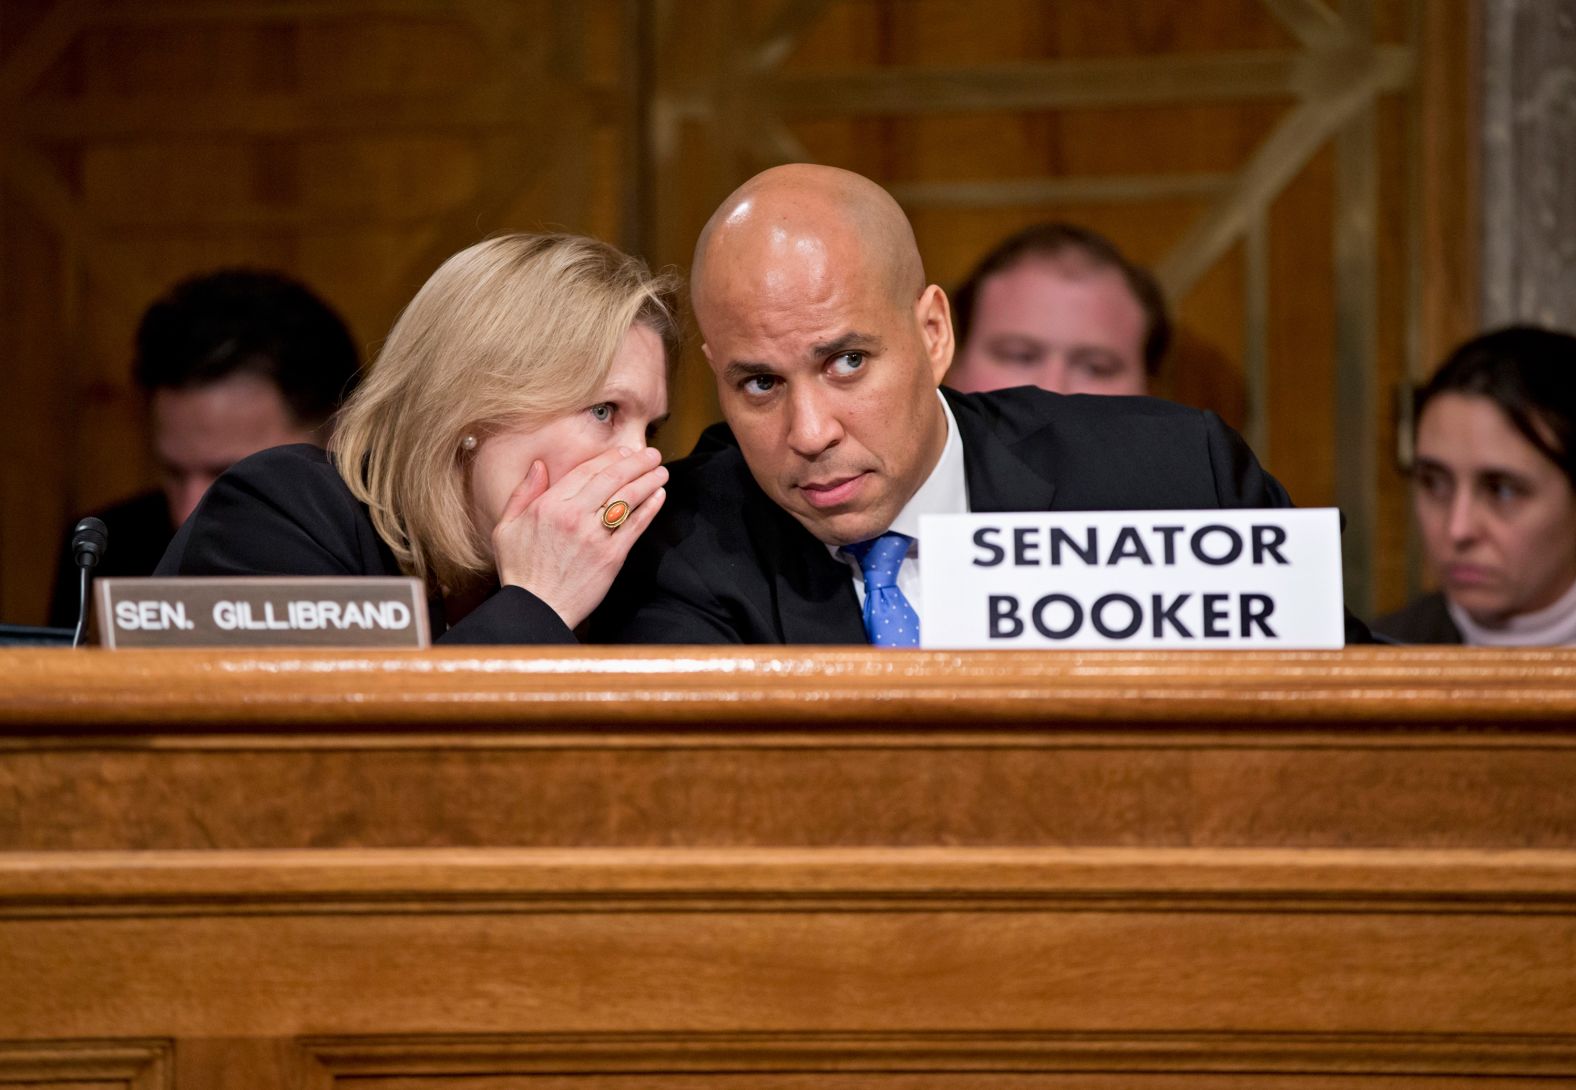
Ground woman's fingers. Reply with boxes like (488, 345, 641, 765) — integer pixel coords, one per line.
(605, 484, 666, 560)
(597, 462, 668, 523)
(499, 460, 549, 524)
(512, 448, 666, 530)
(488, 445, 671, 630)
(553, 445, 658, 506)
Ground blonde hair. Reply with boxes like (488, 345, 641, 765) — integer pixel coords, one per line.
(330, 232, 681, 591)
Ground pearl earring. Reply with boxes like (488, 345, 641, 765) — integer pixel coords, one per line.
(460, 434, 478, 452)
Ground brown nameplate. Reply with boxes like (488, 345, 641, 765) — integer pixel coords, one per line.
(96, 577, 430, 649)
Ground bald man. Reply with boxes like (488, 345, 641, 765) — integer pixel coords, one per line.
(594, 164, 1350, 645)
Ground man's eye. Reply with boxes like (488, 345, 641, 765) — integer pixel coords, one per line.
(1071, 352, 1125, 378)
(829, 351, 865, 375)
(589, 402, 614, 423)
(984, 338, 1042, 366)
(743, 375, 779, 395)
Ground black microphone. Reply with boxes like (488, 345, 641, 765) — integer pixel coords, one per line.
(72, 517, 108, 570)
(70, 517, 108, 647)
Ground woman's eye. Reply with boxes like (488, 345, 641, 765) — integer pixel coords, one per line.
(589, 402, 614, 423)
(1412, 467, 1450, 500)
(829, 351, 865, 375)
(1485, 476, 1528, 503)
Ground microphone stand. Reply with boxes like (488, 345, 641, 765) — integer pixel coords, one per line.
(70, 517, 108, 648)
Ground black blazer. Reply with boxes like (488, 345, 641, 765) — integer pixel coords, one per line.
(1372, 591, 1462, 644)
(592, 387, 1364, 644)
(155, 444, 574, 645)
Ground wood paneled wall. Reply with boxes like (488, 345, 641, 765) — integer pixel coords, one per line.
(0, 0, 1474, 625)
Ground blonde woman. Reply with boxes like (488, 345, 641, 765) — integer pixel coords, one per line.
(157, 233, 679, 643)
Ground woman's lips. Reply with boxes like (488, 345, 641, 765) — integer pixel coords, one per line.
(798, 472, 868, 509)
(1445, 563, 1496, 587)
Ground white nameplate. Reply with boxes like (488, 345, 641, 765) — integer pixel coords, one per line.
(96, 577, 430, 649)
(919, 509, 1345, 649)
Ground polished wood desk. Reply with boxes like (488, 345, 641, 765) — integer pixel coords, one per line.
(2, 647, 1574, 1088)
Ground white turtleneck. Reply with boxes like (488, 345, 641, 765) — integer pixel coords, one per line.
(1448, 575, 1576, 647)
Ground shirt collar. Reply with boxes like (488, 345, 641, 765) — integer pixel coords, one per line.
(889, 389, 969, 541)
(827, 389, 968, 560)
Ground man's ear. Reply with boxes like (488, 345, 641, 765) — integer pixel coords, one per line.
(915, 284, 954, 385)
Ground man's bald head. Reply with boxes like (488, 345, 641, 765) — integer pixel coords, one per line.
(692, 164, 926, 334)
(687, 164, 955, 547)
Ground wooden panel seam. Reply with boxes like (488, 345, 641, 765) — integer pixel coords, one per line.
(4, 846, 1576, 917)
(0, 1037, 171, 1089)
(298, 1028, 1576, 1077)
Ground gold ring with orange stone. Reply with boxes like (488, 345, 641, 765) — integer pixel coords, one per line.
(598, 497, 631, 530)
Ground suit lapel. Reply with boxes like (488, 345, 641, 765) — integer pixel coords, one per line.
(775, 540, 868, 644)
(943, 388, 1059, 512)
(745, 488, 868, 644)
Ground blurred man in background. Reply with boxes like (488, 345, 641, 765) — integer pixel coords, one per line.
(47, 269, 361, 626)
(945, 222, 1168, 397)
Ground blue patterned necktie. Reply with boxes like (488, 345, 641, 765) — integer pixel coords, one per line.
(844, 532, 921, 648)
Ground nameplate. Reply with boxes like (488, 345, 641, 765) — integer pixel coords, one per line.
(918, 508, 1345, 649)
(96, 577, 431, 649)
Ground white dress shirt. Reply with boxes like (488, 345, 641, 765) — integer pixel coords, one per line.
(830, 390, 969, 620)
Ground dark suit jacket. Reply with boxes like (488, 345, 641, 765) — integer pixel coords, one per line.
(593, 387, 1368, 644)
(156, 444, 574, 645)
(1372, 591, 1462, 644)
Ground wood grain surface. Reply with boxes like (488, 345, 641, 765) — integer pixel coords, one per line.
(3, 646, 1575, 728)
(4, 646, 1574, 1086)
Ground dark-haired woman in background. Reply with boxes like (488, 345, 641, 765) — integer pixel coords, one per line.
(1376, 326, 1576, 645)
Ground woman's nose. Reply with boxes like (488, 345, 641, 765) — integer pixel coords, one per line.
(616, 421, 652, 455)
(1446, 492, 1482, 543)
